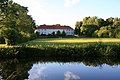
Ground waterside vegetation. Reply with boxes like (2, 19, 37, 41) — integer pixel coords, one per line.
(0, 38, 120, 59)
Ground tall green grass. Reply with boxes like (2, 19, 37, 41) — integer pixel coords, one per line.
(0, 42, 120, 59)
(1, 38, 120, 59)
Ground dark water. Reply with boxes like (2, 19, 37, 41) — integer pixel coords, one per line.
(0, 58, 120, 80)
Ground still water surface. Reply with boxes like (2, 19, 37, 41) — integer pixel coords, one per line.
(27, 62, 120, 80)
(1, 58, 120, 80)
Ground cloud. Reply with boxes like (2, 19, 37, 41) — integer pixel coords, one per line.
(13, 0, 77, 28)
(64, 71, 80, 80)
(13, 0, 49, 23)
(27, 65, 46, 80)
(64, 0, 80, 8)
(0, 76, 3, 80)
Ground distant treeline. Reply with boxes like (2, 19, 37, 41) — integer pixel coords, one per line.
(75, 16, 120, 38)
(0, 0, 36, 45)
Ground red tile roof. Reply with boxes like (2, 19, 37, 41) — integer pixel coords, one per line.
(37, 25, 73, 30)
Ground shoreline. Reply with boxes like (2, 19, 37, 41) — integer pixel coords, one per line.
(0, 43, 120, 59)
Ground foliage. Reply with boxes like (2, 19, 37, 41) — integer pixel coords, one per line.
(51, 31, 55, 36)
(1, 38, 120, 59)
(56, 30, 61, 36)
(80, 25, 98, 37)
(0, 0, 36, 45)
(0, 37, 5, 44)
(114, 27, 120, 38)
(96, 26, 110, 37)
(75, 16, 120, 38)
(75, 21, 82, 35)
(0, 27, 20, 45)
(0, 59, 33, 80)
(61, 30, 66, 36)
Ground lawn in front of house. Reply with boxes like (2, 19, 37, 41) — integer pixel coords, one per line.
(0, 44, 13, 48)
(25, 38, 120, 43)
(23, 38, 120, 47)
(1, 38, 120, 59)
(0, 44, 6, 47)
(1, 38, 120, 47)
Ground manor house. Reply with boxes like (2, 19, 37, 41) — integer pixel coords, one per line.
(35, 24, 74, 35)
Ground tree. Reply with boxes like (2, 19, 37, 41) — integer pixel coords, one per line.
(87, 16, 97, 25)
(96, 26, 111, 38)
(0, 37, 5, 44)
(80, 25, 98, 37)
(0, 59, 33, 80)
(0, 27, 19, 45)
(56, 31, 61, 36)
(76, 16, 99, 37)
(106, 17, 114, 26)
(61, 30, 66, 37)
(114, 26, 120, 38)
(113, 18, 120, 27)
(52, 32, 55, 36)
(0, 0, 35, 45)
(95, 18, 105, 28)
(32, 20, 36, 29)
(75, 21, 82, 35)
(82, 17, 90, 25)
(0, 0, 8, 13)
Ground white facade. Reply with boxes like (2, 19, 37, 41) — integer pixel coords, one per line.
(35, 29, 74, 35)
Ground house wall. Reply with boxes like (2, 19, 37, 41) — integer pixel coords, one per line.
(35, 29, 74, 35)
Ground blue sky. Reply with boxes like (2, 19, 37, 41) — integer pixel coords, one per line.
(13, 0, 120, 28)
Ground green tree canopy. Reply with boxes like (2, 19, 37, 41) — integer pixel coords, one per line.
(0, 0, 36, 45)
(56, 30, 61, 36)
(61, 30, 66, 37)
(75, 16, 120, 38)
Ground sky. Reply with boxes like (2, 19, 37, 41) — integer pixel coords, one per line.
(13, 0, 120, 28)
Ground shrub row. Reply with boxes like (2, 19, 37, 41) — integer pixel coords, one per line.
(0, 44, 120, 59)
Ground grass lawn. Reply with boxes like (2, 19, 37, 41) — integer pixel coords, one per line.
(0, 44, 13, 48)
(26, 38, 120, 44)
(1, 38, 120, 47)
(22, 38, 120, 48)
(0, 44, 6, 47)
(1, 38, 120, 58)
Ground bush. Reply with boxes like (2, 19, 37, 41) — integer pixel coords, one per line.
(1, 43, 120, 59)
(0, 37, 5, 44)
(0, 27, 20, 45)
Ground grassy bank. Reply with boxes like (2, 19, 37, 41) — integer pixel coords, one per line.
(0, 38, 120, 59)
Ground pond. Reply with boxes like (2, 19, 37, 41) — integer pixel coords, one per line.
(0, 58, 120, 80)
(27, 62, 120, 80)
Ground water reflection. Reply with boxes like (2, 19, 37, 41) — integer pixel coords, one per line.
(27, 62, 120, 80)
(0, 76, 3, 80)
(64, 71, 80, 80)
(0, 57, 120, 80)
(28, 65, 46, 80)
(0, 59, 33, 80)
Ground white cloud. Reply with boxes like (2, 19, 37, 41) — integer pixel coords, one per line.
(13, 0, 77, 28)
(64, 0, 80, 8)
(64, 71, 80, 80)
(27, 65, 46, 80)
(0, 76, 3, 80)
(14, 0, 64, 25)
